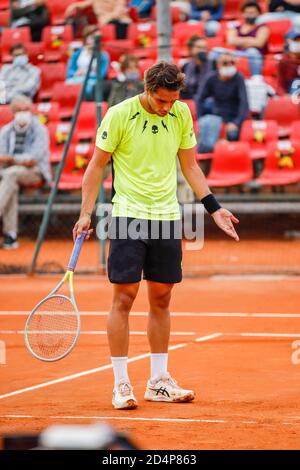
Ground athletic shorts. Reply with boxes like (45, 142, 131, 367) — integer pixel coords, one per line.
(108, 217, 182, 284)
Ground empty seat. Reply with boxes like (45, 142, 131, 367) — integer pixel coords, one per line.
(47, 0, 74, 25)
(240, 119, 278, 160)
(38, 63, 67, 101)
(266, 19, 293, 53)
(255, 139, 300, 186)
(58, 143, 93, 190)
(0, 104, 13, 127)
(173, 21, 205, 45)
(264, 96, 300, 137)
(48, 122, 71, 163)
(207, 141, 253, 187)
(33, 102, 60, 126)
(52, 83, 81, 120)
(42, 25, 73, 62)
(127, 22, 157, 47)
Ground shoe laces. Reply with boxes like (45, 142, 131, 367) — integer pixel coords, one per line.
(117, 382, 132, 397)
(158, 373, 179, 388)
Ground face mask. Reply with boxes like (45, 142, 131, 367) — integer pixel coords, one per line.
(244, 16, 257, 25)
(13, 54, 28, 67)
(196, 51, 207, 62)
(289, 40, 300, 53)
(219, 66, 237, 78)
(14, 111, 32, 128)
(126, 71, 140, 81)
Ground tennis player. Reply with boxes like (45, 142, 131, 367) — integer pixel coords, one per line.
(73, 62, 239, 410)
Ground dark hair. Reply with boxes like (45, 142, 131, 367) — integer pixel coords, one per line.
(144, 61, 185, 92)
(10, 43, 26, 55)
(82, 25, 98, 41)
(186, 34, 206, 49)
(241, 1, 262, 13)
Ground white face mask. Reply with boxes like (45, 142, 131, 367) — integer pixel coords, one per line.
(219, 65, 237, 78)
(289, 40, 300, 53)
(14, 111, 32, 128)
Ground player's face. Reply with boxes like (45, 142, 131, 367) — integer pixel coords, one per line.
(146, 88, 180, 117)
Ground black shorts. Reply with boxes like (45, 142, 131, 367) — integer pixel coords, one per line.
(108, 217, 182, 284)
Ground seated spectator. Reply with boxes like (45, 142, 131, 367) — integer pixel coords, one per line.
(11, 0, 49, 42)
(278, 30, 300, 94)
(0, 44, 40, 104)
(257, 0, 300, 26)
(66, 25, 110, 100)
(181, 35, 212, 99)
(65, 0, 131, 39)
(210, 1, 269, 76)
(0, 95, 51, 249)
(128, 0, 154, 18)
(190, 0, 223, 37)
(245, 74, 276, 117)
(108, 55, 144, 107)
(196, 52, 249, 153)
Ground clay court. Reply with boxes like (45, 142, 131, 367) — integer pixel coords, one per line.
(1, 237, 300, 449)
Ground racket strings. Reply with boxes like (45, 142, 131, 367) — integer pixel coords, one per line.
(26, 296, 79, 360)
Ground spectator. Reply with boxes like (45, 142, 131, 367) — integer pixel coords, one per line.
(11, 0, 49, 42)
(128, 0, 154, 18)
(0, 44, 40, 104)
(65, 0, 131, 39)
(108, 55, 144, 107)
(210, 1, 270, 76)
(278, 30, 300, 94)
(0, 95, 51, 249)
(245, 74, 276, 117)
(257, 0, 300, 26)
(66, 25, 110, 100)
(197, 52, 249, 153)
(190, 0, 223, 37)
(181, 35, 212, 99)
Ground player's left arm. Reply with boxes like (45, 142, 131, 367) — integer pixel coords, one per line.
(178, 146, 240, 241)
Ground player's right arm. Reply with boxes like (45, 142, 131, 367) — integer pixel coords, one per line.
(73, 146, 111, 241)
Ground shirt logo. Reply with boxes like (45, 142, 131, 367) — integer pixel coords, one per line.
(152, 125, 159, 134)
(102, 131, 108, 140)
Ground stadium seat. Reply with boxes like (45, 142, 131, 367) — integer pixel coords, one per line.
(103, 39, 135, 61)
(52, 83, 81, 120)
(76, 101, 108, 141)
(38, 63, 67, 101)
(235, 57, 251, 78)
(47, 0, 74, 25)
(0, 0, 9, 9)
(0, 104, 13, 127)
(101, 24, 116, 41)
(48, 122, 71, 163)
(58, 143, 93, 190)
(25, 41, 44, 65)
(223, 0, 242, 20)
(290, 121, 300, 141)
(139, 58, 156, 77)
(0, 27, 31, 62)
(42, 25, 73, 62)
(173, 21, 205, 45)
(0, 8, 9, 27)
(266, 19, 292, 54)
(33, 102, 60, 126)
(264, 96, 300, 137)
(240, 120, 279, 160)
(207, 141, 253, 187)
(255, 140, 300, 186)
(127, 22, 157, 47)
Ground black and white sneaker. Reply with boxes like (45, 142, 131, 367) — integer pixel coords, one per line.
(1, 234, 19, 249)
(144, 373, 195, 403)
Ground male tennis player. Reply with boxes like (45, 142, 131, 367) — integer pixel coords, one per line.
(73, 62, 239, 410)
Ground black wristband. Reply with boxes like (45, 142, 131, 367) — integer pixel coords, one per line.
(201, 193, 222, 214)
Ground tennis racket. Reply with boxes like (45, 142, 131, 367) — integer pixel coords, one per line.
(24, 231, 87, 362)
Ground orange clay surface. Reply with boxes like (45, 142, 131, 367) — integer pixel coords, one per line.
(1, 272, 300, 450)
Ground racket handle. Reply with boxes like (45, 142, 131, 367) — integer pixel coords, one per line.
(68, 231, 87, 271)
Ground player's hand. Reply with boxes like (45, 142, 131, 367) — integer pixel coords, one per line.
(211, 208, 239, 241)
(73, 214, 93, 242)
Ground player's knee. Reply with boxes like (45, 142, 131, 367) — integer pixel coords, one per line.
(149, 289, 172, 311)
(113, 289, 137, 312)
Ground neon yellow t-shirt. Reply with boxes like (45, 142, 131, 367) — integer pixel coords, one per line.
(95, 95, 197, 220)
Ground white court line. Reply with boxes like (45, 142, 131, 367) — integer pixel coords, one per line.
(0, 334, 219, 401)
(0, 330, 196, 336)
(1, 311, 300, 318)
(1, 414, 300, 427)
(237, 333, 300, 338)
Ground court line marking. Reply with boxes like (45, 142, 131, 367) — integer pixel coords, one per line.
(0, 330, 196, 336)
(1, 311, 300, 318)
(1, 415, 300, 428)
(0, 334, 221, 401)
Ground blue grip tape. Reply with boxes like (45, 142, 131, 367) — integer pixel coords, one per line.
(68, 231, 87, 271)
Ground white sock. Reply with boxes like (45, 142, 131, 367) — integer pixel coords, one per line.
(150, 353, 168, 382)
(7, 231, 17, 239)
(111, 357, 129, 386)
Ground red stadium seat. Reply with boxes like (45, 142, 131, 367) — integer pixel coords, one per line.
(207, 141, 253, 187)
(58, 143, 93, 190)
(102, 39, 134, 61)
(290, 121, 300, 141)
(127, 22, 157, 47)
(266, 19, 292, 54)
(223, 0, 242, 20)
(0, 104, 13, 127)
(38, 63, 67, 101)
(33, 102, 60, 126)
(76, 101, 108, 141)
(101, 24, 116, 41)
(0, 27, 31, 62)
(42, 25, 73, 62)
(255, 140, 300, 186)
(139, 58, 155, 77)
(25, 41, 44, 65)
(47, 0, 74, 25)
(0, 8, 9, 27)
(52, 83, 81, 120)
(264, 96, 300, 137)
(240, 120, 279, 160)
(48, 122, 71, 163)
(235, 56, 251, 78)
(0, 0, 9, 9)
(173, 21, 205, 46)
